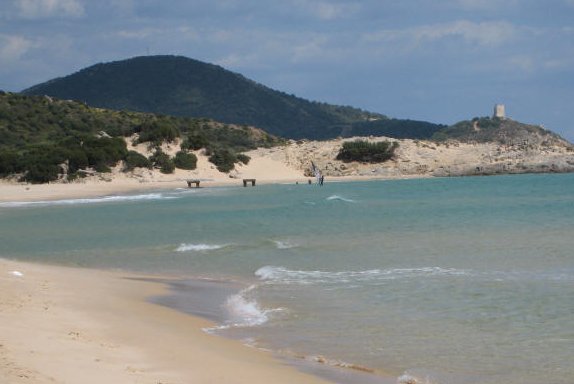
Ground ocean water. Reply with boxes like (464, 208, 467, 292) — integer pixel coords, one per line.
(1, 174, 573, 384)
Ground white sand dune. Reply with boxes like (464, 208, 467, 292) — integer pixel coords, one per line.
(1, 136, 573, 202)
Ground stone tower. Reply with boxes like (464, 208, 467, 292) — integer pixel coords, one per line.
(493, 104, 506, 119)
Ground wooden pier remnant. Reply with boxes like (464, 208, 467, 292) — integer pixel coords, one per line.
(242, 179, 256, 187)
(186, 179, 201, 188)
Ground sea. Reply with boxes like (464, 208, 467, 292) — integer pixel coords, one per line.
(1, 173, 573, 384)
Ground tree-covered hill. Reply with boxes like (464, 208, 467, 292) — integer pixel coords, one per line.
(0, 92, 281, 183)
(22, 55, 444, 140)
(432, 116, 571, 147)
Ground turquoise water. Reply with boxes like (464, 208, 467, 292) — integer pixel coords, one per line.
(1, 174, 573, 383)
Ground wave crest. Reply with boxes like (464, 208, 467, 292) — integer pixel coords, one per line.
(0, 193, 177, 208)
(273, 240, 298, 250)
(326, 195, 356, 203)
(255, 266, 467, 285)
(222, 285, 284, 328)
(175, 243, 227, 252)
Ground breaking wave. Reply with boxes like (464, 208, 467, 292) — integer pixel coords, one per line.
(0, 193, 178, 208)
(255, 266, 468, 285)
(221, 285, 284, 328)
(175, 243, 228, 252)
(326, 195, 356, 203)
(272, 240, 299, 249)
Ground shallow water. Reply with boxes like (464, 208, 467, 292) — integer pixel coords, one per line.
(1, 174, 573, 384)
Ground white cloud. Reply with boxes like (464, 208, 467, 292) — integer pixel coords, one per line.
(453, 0, 519, 10)
(364, 20, 518, 49)
(0, 34, 34, 63)
(215, 53, 261, 69)
(291, 35, 329, 61)
(16, 0, 84, 19)
(292, 0, 360, 20)
(116, 28, 160, 40)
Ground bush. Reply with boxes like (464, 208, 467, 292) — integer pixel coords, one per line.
(94, 163, 112, 173)
(174, 151, 197, 170)
(125, 150, 151, 170)
(208, 148, 236, 173)
(0, 151, 23, 176)
(150, 149, 175, 174)
(136, 120, 180, 145)
(181, 132, 209, 151)
(236, 153, 250, 165)
(336, 140, 398, 163)
(21, 163, 61, 183)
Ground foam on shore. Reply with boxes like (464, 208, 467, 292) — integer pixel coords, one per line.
(0, 192, 178, 208)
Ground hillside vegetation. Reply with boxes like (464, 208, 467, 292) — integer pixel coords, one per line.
(432, 116, 570, 147)
(22, 55, 445, 140)
(0, 92, 281, 183)
(336, 140, 399, 163)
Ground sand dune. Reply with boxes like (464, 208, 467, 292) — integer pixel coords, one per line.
(1, 136, 573, 202)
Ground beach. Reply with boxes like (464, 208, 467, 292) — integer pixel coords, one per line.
(1, 138, 573, 384)
(2, 135, 573, 203)
(0, 258, 334, 384)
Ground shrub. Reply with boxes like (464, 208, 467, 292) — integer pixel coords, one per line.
(94, 163, 112, 173)
(125, 150, 151, 170)
(208, 148, 236, 173)
(136, 120, 180, 144)
(174, 151, 197, 170)
(21, 163, 61, 183)
(0, 151, 22, 176)
(236, 153, 250, 165)
(336, 140, 398, 163)
(150, 149, 175, 174)
(181, 132, 209, 151)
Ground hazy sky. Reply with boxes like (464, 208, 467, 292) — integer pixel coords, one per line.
(1, 0, 573, 140)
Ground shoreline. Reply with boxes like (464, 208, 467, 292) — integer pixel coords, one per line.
(2, 133, 574, 204)
(0, 174, 415, 204)
(152, 277, 397, 384)
(0, 258, 338, 384)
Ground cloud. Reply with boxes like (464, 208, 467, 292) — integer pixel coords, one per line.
(116, 28, 161, 40)
(16, 0, 84, 19)
(452, 0, 519, 10)
(364, 20, 518, 50)
(0, 34, 34, 63)
(291, 0, 360, 20)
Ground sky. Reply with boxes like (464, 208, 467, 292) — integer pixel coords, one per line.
(1, 0, 573, 141)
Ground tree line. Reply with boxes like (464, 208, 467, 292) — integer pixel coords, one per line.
(0, 92, 281, 183)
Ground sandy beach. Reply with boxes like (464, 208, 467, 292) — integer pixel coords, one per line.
(1, 136, 573, 383)
(0, 258, 334, 384)
(2, 135, 573, 203)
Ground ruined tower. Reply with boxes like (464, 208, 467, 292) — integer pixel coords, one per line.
(493, 104, 506, 119)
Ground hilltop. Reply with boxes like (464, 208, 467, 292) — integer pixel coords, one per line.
(432, 116, 569, 147)
(22, 55, 445, 140)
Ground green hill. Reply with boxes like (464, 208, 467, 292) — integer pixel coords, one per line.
(432, 116, 571, 147)
(22, 55, 444, 140)
(0, 92, 281, 183)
